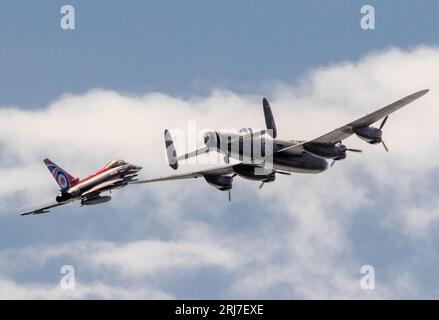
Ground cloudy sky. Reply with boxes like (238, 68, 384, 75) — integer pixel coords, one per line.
(0, 0, 438, 299)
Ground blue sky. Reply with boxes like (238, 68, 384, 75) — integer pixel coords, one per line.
(1, 0, 438, 106)
(0, 1, 438, 299)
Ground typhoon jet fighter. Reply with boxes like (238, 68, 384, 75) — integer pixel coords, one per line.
(134, 89, 429, 200)
(20, 159, 142, 215)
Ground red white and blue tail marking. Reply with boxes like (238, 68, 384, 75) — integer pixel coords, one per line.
(43, 159, 79, 191)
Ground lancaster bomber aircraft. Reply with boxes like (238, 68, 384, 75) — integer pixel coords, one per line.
(20, 159, 142, 215)
(134, 89, 429, 201)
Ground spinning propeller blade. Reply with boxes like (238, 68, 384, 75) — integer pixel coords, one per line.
(379, 116, 389, 130)
(275, 170, 292, 175)
(346, 148, 362, 153)
(382, 140, 389, 152)
(379, 116, 390, 152)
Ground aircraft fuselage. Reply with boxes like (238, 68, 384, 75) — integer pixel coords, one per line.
(56, 162, 142, 203)
(223, 137, 329, 174)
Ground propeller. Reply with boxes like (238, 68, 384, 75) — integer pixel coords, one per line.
(336, 141, 362, 154)
(257, 170, 291, 190)
(379, 116, 390, 152)
(227, 174, 237, 202)
(381, 139, 389, 152)
(275, 170, 292, 175)
(330, 147, 362, 167)
(379, 116, 388, 130)
(346, 148, 362, 153)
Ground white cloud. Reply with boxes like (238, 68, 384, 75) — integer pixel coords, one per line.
(0, 278, 172, 300)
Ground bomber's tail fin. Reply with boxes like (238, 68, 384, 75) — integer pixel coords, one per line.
(43, 159, 79, 191)
(262, 98, 277, 138)
(164, 130, 178, 170)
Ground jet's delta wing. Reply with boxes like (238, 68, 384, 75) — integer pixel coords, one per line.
(277, 89, 429, 153)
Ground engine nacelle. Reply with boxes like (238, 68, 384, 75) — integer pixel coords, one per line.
(203, 175, 233, 191)
(233, 164, 276, 182)
(81, 195, 112, 206)
(303, 143, 347, 160)
(353, 126, 382, 144)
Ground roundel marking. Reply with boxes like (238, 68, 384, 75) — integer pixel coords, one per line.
(56, 171, 70, 189)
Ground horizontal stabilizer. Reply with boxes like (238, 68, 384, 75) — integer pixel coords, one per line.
(164, 129, 178, 170)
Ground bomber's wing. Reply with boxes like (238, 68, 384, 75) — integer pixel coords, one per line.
(277, 89, 429, 153)
(132, 164, 236, 184)
(19, 199, 77, 216)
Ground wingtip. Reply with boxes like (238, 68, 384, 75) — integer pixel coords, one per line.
(406, 89, 429, 100)
(262, 97, 270, 107)
(415, 89, 429, 96)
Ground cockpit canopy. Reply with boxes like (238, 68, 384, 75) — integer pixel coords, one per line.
(104, 159, 127, 168)
(238, 128, 251, 134)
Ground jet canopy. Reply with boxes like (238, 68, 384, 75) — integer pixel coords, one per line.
(104, 159, 127, 168)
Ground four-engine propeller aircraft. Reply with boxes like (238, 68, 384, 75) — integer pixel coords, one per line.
(20, 159, 142, 215)
(134, 89, 429, 201)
